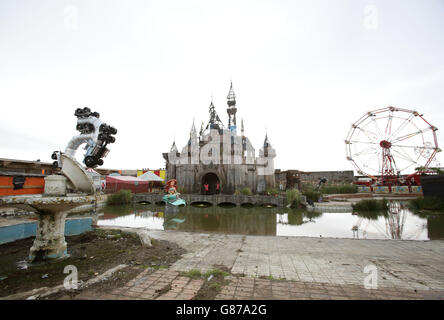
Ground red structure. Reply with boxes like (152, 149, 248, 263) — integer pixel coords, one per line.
(105, 176, 149, 193)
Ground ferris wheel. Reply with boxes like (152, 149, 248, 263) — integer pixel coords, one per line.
(345, 106, 440, 185)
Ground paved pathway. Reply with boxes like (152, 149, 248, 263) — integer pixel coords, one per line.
(72, 228, 444, 300)
(73, 269, 444, 300)
(146, 230, 444, 291)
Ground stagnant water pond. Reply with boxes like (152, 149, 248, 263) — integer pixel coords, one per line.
(95, 203, 444, 241)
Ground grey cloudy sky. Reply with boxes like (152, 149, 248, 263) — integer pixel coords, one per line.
(0, 0, 443, 173)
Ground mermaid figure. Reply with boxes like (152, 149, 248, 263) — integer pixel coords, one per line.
(162, 180, 186, 207)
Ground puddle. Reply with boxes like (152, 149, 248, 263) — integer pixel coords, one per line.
(96, 204, 444, 240)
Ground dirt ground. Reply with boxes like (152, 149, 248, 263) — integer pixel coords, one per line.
(0, 229, 185, 299)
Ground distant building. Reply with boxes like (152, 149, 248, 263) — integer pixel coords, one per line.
(163, 83, 276, 195)
(275, 169, 355, 191)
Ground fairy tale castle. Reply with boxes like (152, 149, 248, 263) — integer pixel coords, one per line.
(163, 83, 276, 195)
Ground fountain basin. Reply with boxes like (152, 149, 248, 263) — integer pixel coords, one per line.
(0, 194, 98, 262)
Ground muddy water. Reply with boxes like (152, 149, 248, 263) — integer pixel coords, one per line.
(96, 204, 444, 241)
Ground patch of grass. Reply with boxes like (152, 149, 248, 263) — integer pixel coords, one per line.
(240, 187, 253, 196)
(263, 275, 286, 281)
(320, 183, 358, 194)
(408, 197, 444, 212)
(300, 183, 322, 202)
(303, 190, 321, 202)
(183, 269, 202, 279)
(152, 265, 169, 270)
(265, 187, 279, 196)
(208, 282, 222, 291)
(106, 189, 133, 205)
(352, 199, 388, 211)
(286, 188, 301, 206)
(204, 269, 230, 278)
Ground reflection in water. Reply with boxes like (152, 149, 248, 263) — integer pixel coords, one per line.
(352, 201, 428, 240)
(95, 202, 444, 240)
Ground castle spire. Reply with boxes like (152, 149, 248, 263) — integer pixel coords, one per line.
(227, 81, 237, 132)
(170, 141, 178, 152)
(191, 119, 197, 135)
(227, 81, 236, 107)
(263, 132, 270, 149)
(205, 99, 224, 131)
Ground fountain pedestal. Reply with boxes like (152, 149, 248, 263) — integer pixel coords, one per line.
(27, 175, 70, 261)
(29, 210, 68, 261)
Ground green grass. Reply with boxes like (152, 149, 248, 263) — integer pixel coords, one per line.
(183, 269, 202, 279)
(204, 269, 230, 278)
(106, 189, 133, 205)
(303, 190, 321, 202)
(182, 269, 230, 279)
(320, 183, 358, 194)
(286, 188, 301, 206)
(264, 275, 286, 281)
(408, 197, 444, 212)
(240, 187, 253, 196)
(265, 187, 279, 196)
(152, 265, 169, 270)
(300, 183, 321, 202)
(300, 182, 357, 201)
(352, 199, 388, 211)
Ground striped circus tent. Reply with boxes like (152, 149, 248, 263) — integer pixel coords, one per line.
(138, 171, 164, 182)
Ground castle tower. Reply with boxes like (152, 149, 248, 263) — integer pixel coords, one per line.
(205, 100, 224, 131)
(258, 133, 276, 192)
(226, 82, 237, 133)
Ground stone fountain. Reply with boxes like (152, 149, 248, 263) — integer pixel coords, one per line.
(0, 108, 117, 262)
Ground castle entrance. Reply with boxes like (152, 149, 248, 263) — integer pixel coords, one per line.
(201, 173, 220, 195)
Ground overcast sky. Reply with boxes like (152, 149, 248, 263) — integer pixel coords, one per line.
(1, 0, 443, 174)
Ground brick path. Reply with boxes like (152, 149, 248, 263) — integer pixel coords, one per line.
(74, 228, 444, 300)
(72, 269, 444, 300)
(76, 270, 204, 300)
(215, 277, 444, 300)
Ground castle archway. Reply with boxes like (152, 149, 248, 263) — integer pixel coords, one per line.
(201, 172, 220, 195)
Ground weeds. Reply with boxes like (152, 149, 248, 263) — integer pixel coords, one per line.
(286, 188, 302, 207)
(352, 199, 388, 211)
(408, 197, 444, 212)
(106, 189, 133, 205)
(240, 187, 253, 196)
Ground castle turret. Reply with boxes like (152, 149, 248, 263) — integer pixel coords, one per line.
(258, 133, 276, 191)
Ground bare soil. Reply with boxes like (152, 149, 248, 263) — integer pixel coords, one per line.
(0, 229, 185, 299)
